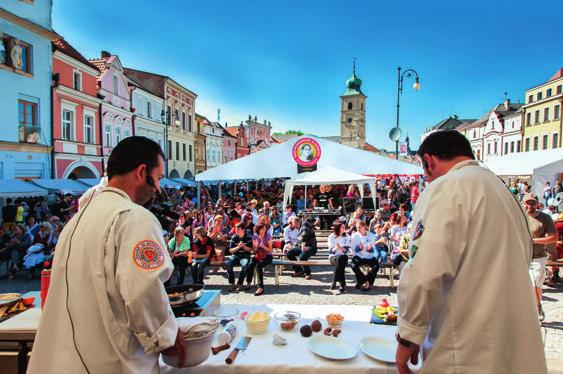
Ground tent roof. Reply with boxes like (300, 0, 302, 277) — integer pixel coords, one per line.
(173, 178, 197, 187)
(485, 148, 563, 175)
(196, 135, 421, 181)
(0, 180, 48, 198)
(30, 179, 90, 194)
(77, 178, 101, 187)
(287, 166, 375, 186)
(160, 178, 182, 189)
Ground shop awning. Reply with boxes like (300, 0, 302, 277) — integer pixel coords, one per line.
(160, 178, 182, 189)
(0, 180, 48, 198)
(77, 178, 102, 187)
(173, 178, 197, 187)
(30, 179, 90, 194)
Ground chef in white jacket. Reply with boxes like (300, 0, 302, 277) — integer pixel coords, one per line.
(396, 130, 546, 374)
(28, 137, 186, 374)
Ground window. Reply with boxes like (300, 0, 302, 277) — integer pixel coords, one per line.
(18, 41, 32, 74)
(104, 124, 111, 146)
(526, 112, 531, 126)
(166, 105, 171, 125)
(188, 115, 193, 132)
(476, 150, 481, 160)
(113, 76, 118, 96)
(544, 107, 550, 122)
(84, 114, 94, 144)
(115, 127, 121, 145)
(504, 142, 508, 155)
(528, 95, 533, 103)
(542, 135, 548, 150)
(124, 128, 130, 138)
(182, 144, 186, 161)
(189, 144, 193, 162)
(147, 101, 152, 118)
(553, 133, 559, 149)
(525, 138, 530, 152)
(348, 102, 352, 110)
(487, 143, 491, 155)
(537, 92, 542, 101)
(547, 88, 552, 97)
(535, 110, 540, 124)
(555, 105, 560, 120)
(176, 142, 179, 160)
(473, 129, 476, 138)
(18, 100, 38, 143)
(174, 109, 179, 125)
(62, 109, 74, 140)
(167, 140, 172, 159)
(516, 140, 521, 152)
(533, 136, 538, 151)
(557, 85, 562, 95)
(73, 71, 81, 91)
(182, 112, 186, 129)
(493, 141, 497, 154)
(510, 141, 514, 153)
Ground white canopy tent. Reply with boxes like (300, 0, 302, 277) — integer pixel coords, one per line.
(195, 135, 421, 181)
(485, 148, 563, 198)
(282, 166, 377, 211)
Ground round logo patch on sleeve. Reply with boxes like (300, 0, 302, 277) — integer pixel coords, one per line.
(132, 240, 165, 271)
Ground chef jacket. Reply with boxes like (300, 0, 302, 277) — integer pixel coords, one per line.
(398, 160, 546, 373)
(28, 187, 178, 374)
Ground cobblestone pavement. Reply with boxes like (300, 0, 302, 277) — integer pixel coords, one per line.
(1, 265, 561, 364)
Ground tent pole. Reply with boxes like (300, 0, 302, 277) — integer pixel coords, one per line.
(219, 180, 222, 201)
(304, 185, 307, 211)
(197, 182, 201, 209)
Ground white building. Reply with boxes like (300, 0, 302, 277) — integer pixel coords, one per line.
(205, 121, 223, 169)
(501, 110, 522, 156)
(127, 77, 165, 150)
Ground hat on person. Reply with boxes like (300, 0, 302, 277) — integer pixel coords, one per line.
(250, 199, 258, 205)
(523, 193, 538, 203)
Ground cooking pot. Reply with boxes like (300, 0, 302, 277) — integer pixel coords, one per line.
(166, 284, 205, 306)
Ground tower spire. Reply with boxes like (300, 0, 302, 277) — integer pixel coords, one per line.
(353, 57, 357, 75)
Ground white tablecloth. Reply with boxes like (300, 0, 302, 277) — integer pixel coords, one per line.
(160, 303, 410, 374)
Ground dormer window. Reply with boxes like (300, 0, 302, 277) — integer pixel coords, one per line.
(73, 70, 82, 91)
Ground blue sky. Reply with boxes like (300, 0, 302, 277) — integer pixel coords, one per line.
(52, 0, 563, 150)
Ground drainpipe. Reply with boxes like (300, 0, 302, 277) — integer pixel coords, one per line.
(128, 83, 136, 136)
(50, 73, 59, 178)
(97, 81, 106, 174)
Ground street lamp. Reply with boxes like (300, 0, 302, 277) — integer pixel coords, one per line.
(391, 66, 421, 159)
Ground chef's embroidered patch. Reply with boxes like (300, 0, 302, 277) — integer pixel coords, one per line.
(412, 221, 425, 241)
(132, 240, 165, 271)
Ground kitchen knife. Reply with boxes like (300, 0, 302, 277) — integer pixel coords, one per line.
(225, 336, 251, 364)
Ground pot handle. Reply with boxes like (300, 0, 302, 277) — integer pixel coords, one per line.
(225, 348, 239, 364)
(212, 343, 230, 355)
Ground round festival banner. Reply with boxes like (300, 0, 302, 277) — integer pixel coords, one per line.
(292, 138, 321, 167)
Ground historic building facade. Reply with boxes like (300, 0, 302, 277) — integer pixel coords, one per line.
(194, 113, 207, 175)
(522, 69, 563, 152)
(339, 65, 366, 148)
(226, 123, 249, 159)
(123, 68, 197, 178)
(243, 115, 272, 153)
(90, 52, 133, 170)
(52, 39, 102, 179)
(222, 124, 236, 163)
(0, 1, 58, 179)
(204, 121, 223, 169)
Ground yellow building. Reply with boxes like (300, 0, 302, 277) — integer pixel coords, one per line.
(521, 69, 563, 152)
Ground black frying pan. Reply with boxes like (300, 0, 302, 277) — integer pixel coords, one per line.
(166, 284, 205, 306)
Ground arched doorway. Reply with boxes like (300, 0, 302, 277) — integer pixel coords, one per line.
(169, 169, 180, 178)
(64, 163, 99, 180)
(184, 170, 194, 180)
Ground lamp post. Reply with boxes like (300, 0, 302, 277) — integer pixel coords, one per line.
(393, 66, 420, 159)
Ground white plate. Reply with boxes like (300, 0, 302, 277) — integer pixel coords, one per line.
(307, 335, 357, 361)
(360, 336, 397, 363)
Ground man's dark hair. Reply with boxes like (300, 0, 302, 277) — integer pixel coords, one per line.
(106, 136, 165, 179)
(417, 130, 475, 161)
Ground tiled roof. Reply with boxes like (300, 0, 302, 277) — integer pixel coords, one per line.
(53, 38, 99, 71)
(363, 142, 379, 152)
(89, 57, 109, 73)
(225, 127, 239, 137)
(548, 68, 563, 82)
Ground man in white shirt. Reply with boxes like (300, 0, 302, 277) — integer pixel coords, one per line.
(396, 130, 546, 374)
(283, 216, 301, 253)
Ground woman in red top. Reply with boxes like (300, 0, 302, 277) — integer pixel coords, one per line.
(191, 227, 214, 284)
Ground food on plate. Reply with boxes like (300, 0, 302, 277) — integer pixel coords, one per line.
(323, 327, 333, 336)
(22, 297, 35, 307)
(379, 298, 390, 308)
(326, 313, 344, 327)
(0, 305, 8, 318)
(272, 334, 287, 346)
(168, 292, 184, 298)
(332, 329, 341, 337)
(7, 301, 27, 314)
(274, 311, 301, 331)
(311, 319, 322, 332)
(300, 324, 313, 337)
(373, 304, 398, 324)
(246, 312, 271, 335)
(0, 293, 21, 301)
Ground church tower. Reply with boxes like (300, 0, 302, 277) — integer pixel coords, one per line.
(340, 59, 366, 148)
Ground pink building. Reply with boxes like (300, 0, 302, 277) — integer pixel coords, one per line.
(52, 39, 103, 179)
(90, 51, 133, 168)
(243, 115, 272, 153)
(221, 124, 236, 163)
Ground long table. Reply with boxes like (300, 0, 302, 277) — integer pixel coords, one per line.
(0, 299, 405, 374)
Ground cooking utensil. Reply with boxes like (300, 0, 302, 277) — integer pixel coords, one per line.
(211, 343, 230, 355)
(225, 336, 251, 364)
(166, 284, 204, 306)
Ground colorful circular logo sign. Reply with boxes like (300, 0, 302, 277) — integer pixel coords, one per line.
(132, 240, 165, 271)
(292, 138, 321, 167)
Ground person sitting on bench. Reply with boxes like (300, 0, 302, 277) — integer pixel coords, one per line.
(287, 216, 317, 280)
(350, 221, 378, 291)
(328, 222, 350, 293)
(226, 222, 253, 292)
